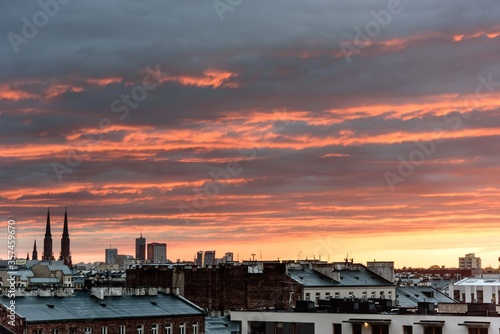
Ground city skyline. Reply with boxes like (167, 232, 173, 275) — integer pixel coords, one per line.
(2, 1, 500, 268)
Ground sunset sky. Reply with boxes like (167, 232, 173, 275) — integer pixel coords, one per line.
(1, 0, 500, 268)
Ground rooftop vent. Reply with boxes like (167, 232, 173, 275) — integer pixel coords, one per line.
(47, 304, 54, 308)
(150, 301, 158, 306)
(99, 303, 107, 307)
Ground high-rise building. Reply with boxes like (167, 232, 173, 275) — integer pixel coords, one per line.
(135, 234, 146, 260)
(459, 253, 482, 269)
(147, 242, 167, 264)
(105, 248, 118, 264)
(59, 207, 72, 268)
(204, 251, 216, 267)
(42, 208, 54, 261)
(195, 251, 204, 267)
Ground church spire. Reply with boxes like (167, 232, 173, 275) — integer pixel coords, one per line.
(32, 238, 38, 261)
(42, 208, 54, 261)
(59, 207, 72, 268)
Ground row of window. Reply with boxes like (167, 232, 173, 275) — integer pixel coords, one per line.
(33, 323, 199, 334)
(333, 324, 487, 334)
(306, 290, 393, 300)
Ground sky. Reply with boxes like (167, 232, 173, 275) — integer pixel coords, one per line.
(1, 0, 500, 268)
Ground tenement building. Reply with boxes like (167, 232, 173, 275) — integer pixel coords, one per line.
(0, 292, 205, 334)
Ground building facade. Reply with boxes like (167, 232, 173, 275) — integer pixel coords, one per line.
(147, 243, 167, 264)
(231, 309, 496, 334)
(459, 253, 482, 270)
(0, 292, 205, 334)
(136, 234, 146, 261)
(106, 248, 118, 265)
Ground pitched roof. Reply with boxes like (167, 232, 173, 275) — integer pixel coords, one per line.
(396, 286, 457, 308)
(0, 292, 204, 322)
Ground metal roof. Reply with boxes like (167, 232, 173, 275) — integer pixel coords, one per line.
(205, 317, 240, 334)
(8, 270, 34, 281)
(288, 269, 340, 287)
(288, 267, 393, 287)
(0, 293, 204, 323)
(454, 278, 500, 286)
(396, 286, 457, 308)
(29, 278, 60, 284)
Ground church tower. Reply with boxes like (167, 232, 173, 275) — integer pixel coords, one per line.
(42, 208, 54, 261)
(59, 207, 72, 268)
(32, 239, 38, 261)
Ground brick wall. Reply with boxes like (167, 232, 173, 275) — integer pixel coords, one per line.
(126, 263, 302, 312)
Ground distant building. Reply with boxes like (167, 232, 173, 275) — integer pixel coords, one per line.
(288, 262, 396, 306)
(451, 277, 500, 303)
(195, 251, 204, 266)
(459, 253, 482, 269)
(105, 248, 118, 265)
(204, 250, 216, 267)
(224, 252, 234, 263)
(147, 242, 167, 264)
(135, 233, 146, 260)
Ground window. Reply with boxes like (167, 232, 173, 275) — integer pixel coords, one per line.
(467, 329, 487, 334)
(53, 330, 59, 334)
(423, 327, 442, 334)
(33, 330, 43, 334)
(85, 328, 92, 334)
(403, 326, 413, 334)
(372, 325, 388, 334)
(151, 324, 158, 334)
(179, 323, 185, 334)
(325, 292, 331, 299)
(371, 291, 376, 298)
(69, 328, 76, 334)
(335, 292, 340, 298)
(137, 325, 143, 334)
(333, 323, 342, 334)
(305, 293, 310, 301)
(119, 326, 126, 334)
(101, 327, 107, 334)
(192, 323, 198, 334)
(315, 292, 321, 304)
(164, 324, 171, 334)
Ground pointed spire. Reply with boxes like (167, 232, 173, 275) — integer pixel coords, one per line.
(45, 207, 51, 236)
(63, 207, 69, 236)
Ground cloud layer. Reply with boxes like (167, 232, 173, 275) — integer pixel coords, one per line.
(1, 0, 500, 267)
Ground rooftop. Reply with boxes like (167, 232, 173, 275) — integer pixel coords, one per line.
(396, 286, 457, 308)
(0, 292, 204, 322)
(288, 265, 393, 287)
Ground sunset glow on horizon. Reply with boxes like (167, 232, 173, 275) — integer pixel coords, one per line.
(2, 1, 500, 269)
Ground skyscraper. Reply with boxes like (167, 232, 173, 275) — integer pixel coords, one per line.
(105, 247, 118, 264)
(59, 207, 72, 268)
(204, 251, 216, 267)
(135, 233, 146, 260)
(42, 208, 54, 261)
(147, 242, 167, 264)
